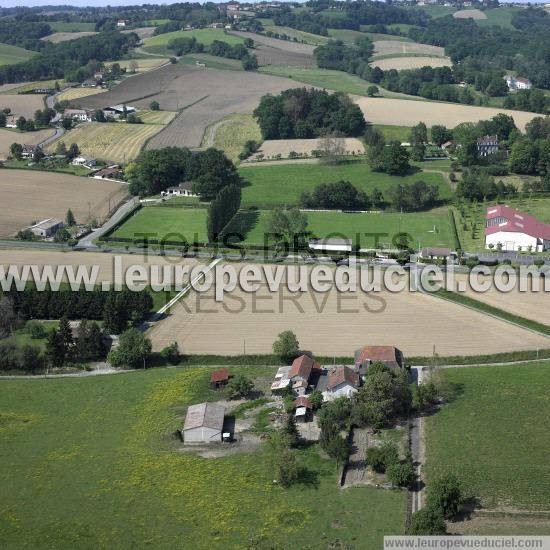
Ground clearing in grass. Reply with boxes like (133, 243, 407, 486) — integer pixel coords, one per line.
(110, 206, 209, 244)
(425, 362, 550, 510)
(201, 114, 262, 163)
(0, 368, 406, 548)
(138, 109, 177, 125)
(239, 158, 453, 208)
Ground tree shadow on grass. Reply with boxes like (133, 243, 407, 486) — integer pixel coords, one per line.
(296, 466, 320, 489)
(222, 209, 260, 245)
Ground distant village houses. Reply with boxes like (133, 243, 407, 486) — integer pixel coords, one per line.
(476, 135, 499, 157)
(504, 74, 532, 91)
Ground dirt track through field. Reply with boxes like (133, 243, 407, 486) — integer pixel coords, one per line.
(0, 171, 128, 235)
(144, 68, 299, 149)
(353, 96, 537, 131)
(148, 264, 550, 357)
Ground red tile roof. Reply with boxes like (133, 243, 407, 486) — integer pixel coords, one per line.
(485, 205, 550, 240)
(210, 368, 229, 383)
(327, 366, 359, 391)
(294, 396, 312, 409)
(356, 346, 399, 365)
(289, 355, 319, 381)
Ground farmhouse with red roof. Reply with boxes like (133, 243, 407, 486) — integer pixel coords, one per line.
(354, 345, 404, 371)
(485, 205, 550, 252)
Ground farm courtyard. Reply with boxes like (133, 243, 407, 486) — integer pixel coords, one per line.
(0, 367, 406, 548)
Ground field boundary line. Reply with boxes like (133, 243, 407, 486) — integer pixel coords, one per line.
(422, 286, 550, 338)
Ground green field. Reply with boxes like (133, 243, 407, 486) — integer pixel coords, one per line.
(476, 7, 520, 29)
(414, 5, 456, 19)
(262, 25, 329, 45)
(259, 65, 424, 100)
(327, 28, 369, 45)
(426, 362, 550, 510)
(240, 207, 457, 249)
(48, 21, 96, 32)
(239, 158, 453, 208)
(0, 43, 35, 66)
(0, 367, 406, 548)
(142, 28, 244, 55)
(374, 124, 414, 143)
(110, 206, 208, 243)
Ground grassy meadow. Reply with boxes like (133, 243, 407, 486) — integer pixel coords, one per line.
(142, 28, 244, 55)
(425, 362, 550, 510)
(239, 158, 453, 208)
(47, 21, 96, 32)
(238, 207, 457, 249)
(0, 367, 406, 548)
(110, 206, 209, 243)
(0, 43, 35, 66)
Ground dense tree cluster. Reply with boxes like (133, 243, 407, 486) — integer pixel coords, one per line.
(0, 19, 51, 50)
(253, 88, 366, 139)
(128, 146, 240, 198)
(300, 180, 369, 210)
(0, 31, 137, 84)
(166, 36, 204, 56)
(4, 287, 153, 334)
(456, 169, 518, 202)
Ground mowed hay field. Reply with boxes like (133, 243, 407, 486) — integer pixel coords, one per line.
(0, 368, 405, 549)
(201, 114, 262, 162)
(453, 8, 487, 19)
(372, 39, 446, 58)
(426, 363, 550, 511)
(0, 170, 128, 235)
(41, 31, 98, 43)
(148, 264, 550, 356)
(0, 128, 54, 160)
(46, 122, 165, 164)
(371, 57, 452, 71)
(0, 94, 46, 118)
(254, 137, 364, 159)
(353, 96, 537, 131)
(144, 68, 298, 149)
(106, 57, 169, 73)
(56, 86, 105, 102)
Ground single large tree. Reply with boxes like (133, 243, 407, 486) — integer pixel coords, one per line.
(273, 330, 300, 363)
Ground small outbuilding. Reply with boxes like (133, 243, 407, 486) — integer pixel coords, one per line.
(28, 218, 64, 238)
(182, 402, 225, 444)
(211, 368, 229, 389)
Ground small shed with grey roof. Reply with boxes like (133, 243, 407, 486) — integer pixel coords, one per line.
(182, 402, 225, 444)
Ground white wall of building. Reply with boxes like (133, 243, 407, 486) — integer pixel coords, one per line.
(323, 383, 357, 401)
(485, 231, 543, 252)
(183, 426, 221, 443)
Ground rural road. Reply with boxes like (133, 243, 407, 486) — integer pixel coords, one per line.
(77, 196, 138, 248)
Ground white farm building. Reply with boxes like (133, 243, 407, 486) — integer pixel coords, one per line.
(485, 205, 550, 252)
(181, 402, 225, 444)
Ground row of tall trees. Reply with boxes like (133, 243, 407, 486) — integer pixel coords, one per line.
(5, 287, 153, 335)
(206, 184, 242, 242)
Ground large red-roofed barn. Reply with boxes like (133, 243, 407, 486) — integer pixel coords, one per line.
(485, 205, 550, 252)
